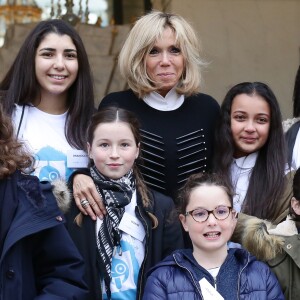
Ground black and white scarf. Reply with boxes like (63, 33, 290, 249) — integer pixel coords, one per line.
(90, 166, 136, 299)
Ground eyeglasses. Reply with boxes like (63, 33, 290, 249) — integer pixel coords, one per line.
(184, 206, 233, 223)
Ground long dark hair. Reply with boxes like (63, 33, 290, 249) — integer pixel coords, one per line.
(0, 19, 95, 150)
(293, 66, 300, 117)
(214, 82, 287, 220)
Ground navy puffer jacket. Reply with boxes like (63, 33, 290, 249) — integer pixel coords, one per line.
(143, 249, 284, 300)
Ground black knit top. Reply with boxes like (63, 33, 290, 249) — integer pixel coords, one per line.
(99, 89, 220, 201)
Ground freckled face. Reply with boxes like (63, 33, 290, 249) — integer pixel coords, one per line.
(179, 185, 237, 255)
(230, 94, 271, 158)
(87, 122, 140, 179)
(35, 33, 78, 99)
(145, 27, 184, 97)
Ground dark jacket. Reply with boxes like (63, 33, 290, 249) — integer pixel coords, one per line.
(232, 211, 300, 300)
(0, 171, 88, 300)
(143, 248, 284, 300)
(99, 90, 220, 200)
(65, 188, 184, 300)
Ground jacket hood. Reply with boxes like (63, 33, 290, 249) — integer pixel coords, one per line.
(51, 179, 71, 213)
(235, 214, 285, 261)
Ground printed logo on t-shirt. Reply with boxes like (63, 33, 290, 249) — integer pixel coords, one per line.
(103, 236, 144, 300)
(34, 146, 74, 181)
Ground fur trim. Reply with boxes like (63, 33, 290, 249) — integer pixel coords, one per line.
(51, 179, 71, 213)
(282, 117, 300, 133)
(239, 217, 285, 261)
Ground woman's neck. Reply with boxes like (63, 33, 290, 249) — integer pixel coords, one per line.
(192, 246, 228, 270)
(33, 92, 68, 115)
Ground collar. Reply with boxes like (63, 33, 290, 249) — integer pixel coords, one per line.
(233, 152, 258, 169)
(268, 215, 298, 237)
(143, 87, 184, 111)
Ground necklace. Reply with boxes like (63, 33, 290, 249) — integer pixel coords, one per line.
(231, 155, 250, 209)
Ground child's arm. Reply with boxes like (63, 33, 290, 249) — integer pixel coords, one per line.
(143, 272, 168, 300)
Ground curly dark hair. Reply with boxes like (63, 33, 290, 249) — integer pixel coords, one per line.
(0, 104, 34, 178)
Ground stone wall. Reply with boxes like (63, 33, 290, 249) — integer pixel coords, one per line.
(170, 0, 300, 119)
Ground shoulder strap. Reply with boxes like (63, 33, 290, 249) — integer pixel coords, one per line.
(12, 104, 28, 138)
(16, 104, 25, 137)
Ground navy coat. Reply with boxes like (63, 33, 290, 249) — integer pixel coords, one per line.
(0, 171, 88, 300)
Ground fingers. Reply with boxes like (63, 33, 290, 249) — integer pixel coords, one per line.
(73, 174, 106, 220)
(74, 194, 88, 215)
(88, 188, 106, 218)
(80, 199, 90, 209)
(81, 199, 98, 221)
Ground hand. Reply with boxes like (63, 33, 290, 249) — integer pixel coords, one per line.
(73, 174, 106, 220)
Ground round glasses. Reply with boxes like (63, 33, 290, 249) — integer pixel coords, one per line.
(184, 205, 233, 223)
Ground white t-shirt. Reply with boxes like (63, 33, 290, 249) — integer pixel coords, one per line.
(13, 105, 88, 181)
(97, 190, 145, 300)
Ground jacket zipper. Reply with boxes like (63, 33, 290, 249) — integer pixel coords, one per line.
(174, 255, 204, 300)
(236, 253, 250, 300)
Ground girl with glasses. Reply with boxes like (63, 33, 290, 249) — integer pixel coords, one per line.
(143, 172, 284, 299)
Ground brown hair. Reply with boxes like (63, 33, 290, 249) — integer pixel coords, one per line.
(0, 104, 34, 178)
(178, 172, 233, 214)
(75, 107, 154, 226)
(87, 106, 151, 206)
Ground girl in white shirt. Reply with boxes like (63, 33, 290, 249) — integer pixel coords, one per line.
(0, 19, 95, 181)
(214, 82, 293, 222)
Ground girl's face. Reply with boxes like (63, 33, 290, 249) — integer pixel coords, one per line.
(230, 93, 271, 158)
(145, 27, 184, 97)
(87, 122, 140, 179)
(179, 185, 237, 256)
(35, 33, 78, 100)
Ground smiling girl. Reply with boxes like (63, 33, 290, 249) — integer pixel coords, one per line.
(0, 19, 95, 181)
(214, 82, 293, 221)
(143, 172, 284, 299)
(65, 107, 183, 300)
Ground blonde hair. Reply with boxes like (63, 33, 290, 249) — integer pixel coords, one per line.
(119, 11, 205, 98)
